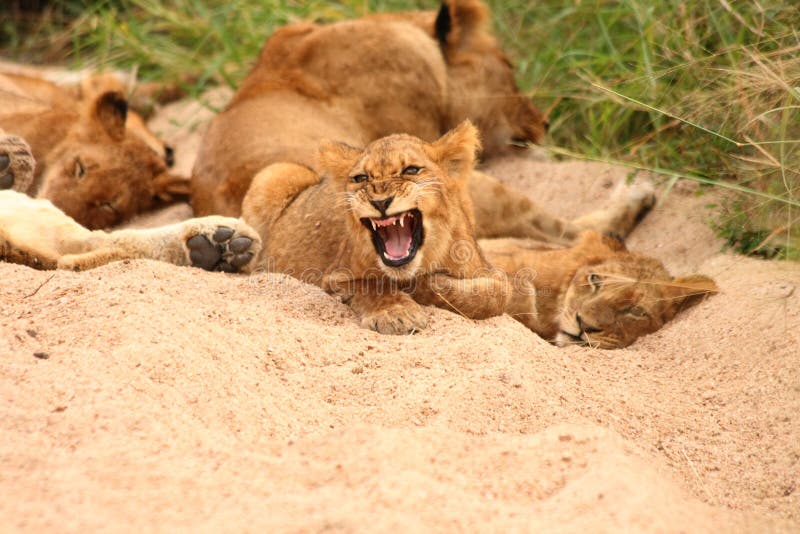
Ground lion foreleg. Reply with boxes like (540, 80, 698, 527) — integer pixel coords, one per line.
(335, 278, 429, 335)
(59, 216, 262, 272)
(0, 191, 261, 272)
(411, 271, 511, 321)
(241, 162, 322, 244)
(0, 191, 94, 269)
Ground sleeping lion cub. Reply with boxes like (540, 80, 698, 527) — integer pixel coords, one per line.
(0, 72, 186, 229)
(481, 232, 717, 349)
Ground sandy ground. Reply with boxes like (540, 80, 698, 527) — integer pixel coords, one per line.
(1, 89, 799, 532)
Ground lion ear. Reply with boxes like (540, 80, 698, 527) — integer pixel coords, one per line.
(427, 120, 481, 180)
(662, 274, 718, 315)
(317, 140, 361, 179)
(435, 0, 490, 53)
(152, 172, 191, 202)
(90, 90, 128, 142)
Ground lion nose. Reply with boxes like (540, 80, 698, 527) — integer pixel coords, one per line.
(369, 196, 394, 216)
(576, 314, 602, 334)
(164, 145, 175, 167)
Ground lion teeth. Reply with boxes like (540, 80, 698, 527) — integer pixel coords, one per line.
(399, 214, 405, 228)
(371, 220, 377, 231)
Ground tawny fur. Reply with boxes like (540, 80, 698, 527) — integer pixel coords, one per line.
(0, 72, 186, 229)
(191, 0, 652, 244)
(0, 127, 714, 343)
(242, 122, 510, 335)
(0, 189, 261, 272)
(0, 1, 692, 341)
(481, 232, 718, 348)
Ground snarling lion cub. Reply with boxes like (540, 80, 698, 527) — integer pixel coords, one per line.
(481, 232, 718, 349)
(0, 72, 186, 229)
(243, 122, 510, 334)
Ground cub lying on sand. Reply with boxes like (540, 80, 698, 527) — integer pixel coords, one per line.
(243, 122, 510, 334)
(0, 124, 716, 345)
(0, 73, 185, 229)
(481, 232, 718, 349)
(192, 0, 654, 246)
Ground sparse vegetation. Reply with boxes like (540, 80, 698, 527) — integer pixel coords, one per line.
(2, 0, 798, 258)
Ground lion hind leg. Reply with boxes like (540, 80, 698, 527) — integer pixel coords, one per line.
(469, 170, 579, 244)
(572, 180, 656, 238)
(470, 171, 656, 244)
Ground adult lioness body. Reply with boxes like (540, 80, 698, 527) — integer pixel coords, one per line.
(192, 0, 652, 244)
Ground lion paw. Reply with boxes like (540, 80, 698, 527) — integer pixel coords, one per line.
(183, 217, 262, 273)
(0, 134, 35, 193)
(360, 302, 428, 335)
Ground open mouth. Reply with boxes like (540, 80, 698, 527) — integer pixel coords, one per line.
(360, 209, 424, 267)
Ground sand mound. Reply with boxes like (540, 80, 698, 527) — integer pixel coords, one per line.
(1, 91, 798, 531)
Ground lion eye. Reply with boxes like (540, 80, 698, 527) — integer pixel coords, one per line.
(402, 165, 422, 175)
(587, 273, 603, 289)
(627, 305, 647, 318)
(74, 159, 86, 179)
(351, 174, 368, 183)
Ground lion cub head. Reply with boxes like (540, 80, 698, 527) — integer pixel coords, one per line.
(37, 90, 187, 229)
(556, 234, 718, 349)
(319, 121, 482, 280)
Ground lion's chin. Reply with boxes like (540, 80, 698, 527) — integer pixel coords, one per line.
(361, 208, 424, 268)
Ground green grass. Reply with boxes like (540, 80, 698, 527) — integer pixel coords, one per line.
(3, 0, 799, 259)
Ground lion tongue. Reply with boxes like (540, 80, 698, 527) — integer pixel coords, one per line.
(379, 223, 412, 259)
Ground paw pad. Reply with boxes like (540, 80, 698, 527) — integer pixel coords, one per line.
(187, 226, 255, 272)
(0, 153, 14, 189)
(0, 135, 35, 192)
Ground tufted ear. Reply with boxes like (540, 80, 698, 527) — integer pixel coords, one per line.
(434, 0, 490, 54)
(663, 274, 718, 314)
(317, 140, 362, 180)
(152, 172, 191, 202)
(90, 90, 128, 142)
(426, 121, 481, 180)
